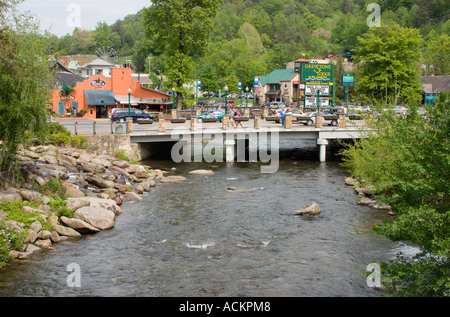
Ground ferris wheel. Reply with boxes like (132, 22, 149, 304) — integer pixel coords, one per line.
(95, 46, 118, 63)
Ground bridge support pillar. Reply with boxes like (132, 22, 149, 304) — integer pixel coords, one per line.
(254, 115, 261, 130)
(317, 138, 328, 163)
(158, 117, 165, 132)
(225, 139, 236, 162)
(339, 114, 346, 128)
(222, 115, 230, 130)
(315, 114, 323, 128)
(285, 114, 292, 129)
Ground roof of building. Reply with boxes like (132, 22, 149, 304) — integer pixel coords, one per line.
(78, 59, 114, 69)
(54, 72, 84, 89)
(259, 69, 297, 86)
(420, 76, 450, 93)
(84, 90, 117, 106)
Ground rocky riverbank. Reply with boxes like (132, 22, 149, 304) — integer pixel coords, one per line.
(344, 177, 394, 214)
(0, 144, 188, 263)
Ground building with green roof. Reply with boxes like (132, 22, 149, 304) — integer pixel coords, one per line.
(257, 68, 301, 104)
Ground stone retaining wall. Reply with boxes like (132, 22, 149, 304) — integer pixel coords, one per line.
(84, 135, 152, 162)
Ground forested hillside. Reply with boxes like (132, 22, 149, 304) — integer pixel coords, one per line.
(45, 0, 449, 93)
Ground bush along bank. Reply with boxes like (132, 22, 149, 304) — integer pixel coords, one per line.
(0, 144, 184, 268)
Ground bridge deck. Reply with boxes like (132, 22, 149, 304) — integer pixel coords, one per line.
(130, 118, 366, 143)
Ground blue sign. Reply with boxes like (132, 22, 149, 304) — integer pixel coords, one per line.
(254, 77, 258, 88)
(197, 80, 201, 89)
(238, 82, 242, 90)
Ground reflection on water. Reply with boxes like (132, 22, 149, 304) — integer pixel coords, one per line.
(0, 140, 412, 297)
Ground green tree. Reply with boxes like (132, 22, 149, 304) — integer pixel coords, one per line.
(354, 22, 423, 106)
(424, 32, 450, 75)
(340, 92, 450, 296)
(94, 21, 113, 48)
(144, 0, 223, 110)
(0, 0, 54, 170)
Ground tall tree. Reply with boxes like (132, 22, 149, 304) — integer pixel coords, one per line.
(354, 22, 423, 106)
(0, 0, 54, 171)
(144, 0, 223, 110)
(340, 92, 450, 296)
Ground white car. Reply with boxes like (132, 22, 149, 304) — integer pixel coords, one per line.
(297, 112, 317, 125)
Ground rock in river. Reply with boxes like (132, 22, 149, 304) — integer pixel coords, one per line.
(293, 202, 321, 216)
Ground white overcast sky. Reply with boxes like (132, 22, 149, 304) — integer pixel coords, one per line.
(17, 0, 150, 37)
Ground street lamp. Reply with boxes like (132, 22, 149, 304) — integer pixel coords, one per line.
(246, 87, 249, 108)
(172, 87, 175, 110)
(253, 61, 270, 107)
(224, 85, 228, 115)
(127, 87, 132, 119)
(196, 66, 211, 104)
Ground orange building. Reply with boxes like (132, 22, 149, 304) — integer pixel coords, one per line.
(52, 67, 171, 119)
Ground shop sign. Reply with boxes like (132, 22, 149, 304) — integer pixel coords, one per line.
(90, 78, 106, 88)
(301, 63, 333, 81)
(60, 95, 75, 101)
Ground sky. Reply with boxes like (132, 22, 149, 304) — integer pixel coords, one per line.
(17, 0, 150, 37)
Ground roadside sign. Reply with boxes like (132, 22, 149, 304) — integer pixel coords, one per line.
(254, 76, 259, 88)
(342, 73, 354, 87)
(305, 97, 329, 107)
(305, 85, 330, 96)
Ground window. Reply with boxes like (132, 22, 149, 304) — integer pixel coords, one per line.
(95, 69, 103, 75)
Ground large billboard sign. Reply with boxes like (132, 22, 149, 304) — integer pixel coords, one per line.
(301, 63, 334, 82)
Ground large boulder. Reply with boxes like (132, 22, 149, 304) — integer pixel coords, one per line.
(293, 202, 321, 216)
(54, 224, 82, 237)
(189, 169, 214, 175)
(69, 197, 121, 215)
(160, 175, 187, 183)
(80, 161, 105, 174)
(74, 206, 116, 230)
(60, 216, 100, 233)
(86, 176, 115, 189)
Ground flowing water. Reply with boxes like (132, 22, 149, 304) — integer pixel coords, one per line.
(0, 140, 417, 297)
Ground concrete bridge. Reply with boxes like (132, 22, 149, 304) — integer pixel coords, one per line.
(128, 114, 366, 163)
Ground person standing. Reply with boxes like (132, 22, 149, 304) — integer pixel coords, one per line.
(235, 110, 243, 128)
(280, 108, 286, 127)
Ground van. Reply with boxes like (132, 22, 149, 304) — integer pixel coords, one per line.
(111, 108, 154, 123)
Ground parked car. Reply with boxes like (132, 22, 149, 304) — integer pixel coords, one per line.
(237, 102, 253, 108)
(297, 112, 317, 125)
(111, 108, 154, 123)
(269, 102, 284, 109)
(220, 100, 235, 107)
(197, 110, 225, 122)
(109, 108, 128, 119)
(261, 102, 271, 108)
(393, 105, 408, 115)
(287, 109, 303, 117)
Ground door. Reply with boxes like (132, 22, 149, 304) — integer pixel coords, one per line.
(58, 102, 65, 115)
(71, 102, 78, 115)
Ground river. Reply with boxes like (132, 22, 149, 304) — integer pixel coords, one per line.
(0, 140, 417, 297)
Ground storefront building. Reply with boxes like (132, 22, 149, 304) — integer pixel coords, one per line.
(51, 67, 171, 119)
